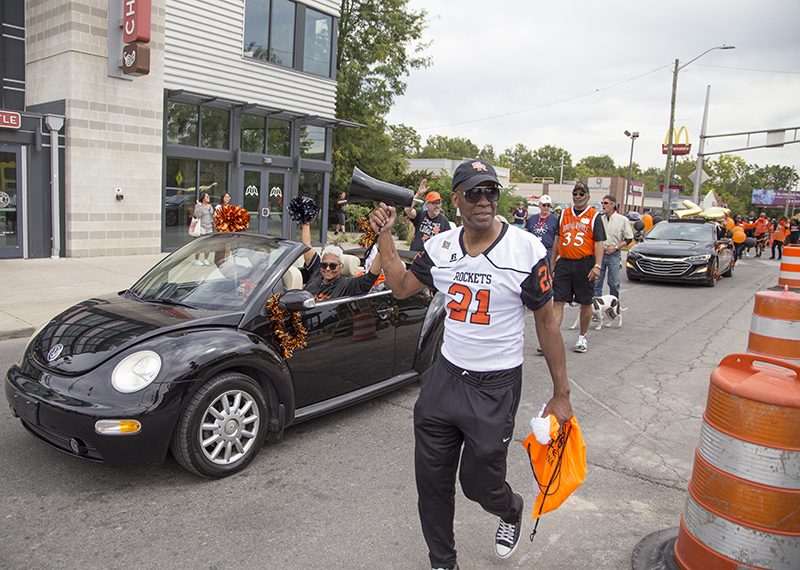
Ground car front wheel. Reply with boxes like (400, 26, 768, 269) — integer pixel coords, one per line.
(703, 259, 717, 287)
(171, 372, 268, 478)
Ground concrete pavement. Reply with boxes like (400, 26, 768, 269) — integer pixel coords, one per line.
(0, 254, 168, 341)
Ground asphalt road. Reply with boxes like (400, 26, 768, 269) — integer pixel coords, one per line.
(0, 256, 779, 570)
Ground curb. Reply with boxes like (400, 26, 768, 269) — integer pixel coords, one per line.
(0, 327, 35, 342)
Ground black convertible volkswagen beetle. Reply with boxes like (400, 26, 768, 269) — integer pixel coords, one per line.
(625, 218, 734, 287)
(6, 233, 445, 478)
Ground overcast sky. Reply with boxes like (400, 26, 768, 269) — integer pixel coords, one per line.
(386, 0, 800, 178)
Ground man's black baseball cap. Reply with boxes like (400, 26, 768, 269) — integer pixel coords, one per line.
(452, 160, 501, 191)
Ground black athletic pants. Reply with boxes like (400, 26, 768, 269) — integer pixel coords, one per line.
(414, 356, 523, 568)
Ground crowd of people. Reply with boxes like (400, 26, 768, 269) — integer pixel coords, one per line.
(187, 165, 798, 570)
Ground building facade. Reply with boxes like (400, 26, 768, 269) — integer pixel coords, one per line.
(2, 0, 347, 259)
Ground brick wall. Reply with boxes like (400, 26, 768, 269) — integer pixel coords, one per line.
(25, 0, 166, 257)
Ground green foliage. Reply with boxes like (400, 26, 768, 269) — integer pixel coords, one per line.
(389, 123, 422, 157)
(418, 135, 481, 160)
(343, 203, 372, 233)
(333, 0, 431, 222)
(575, 154, 622, 178)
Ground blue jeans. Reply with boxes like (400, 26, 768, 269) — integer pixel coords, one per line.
(594, 250, 621, 299)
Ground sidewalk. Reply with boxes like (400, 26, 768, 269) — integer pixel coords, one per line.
(0, 253, 168, 341)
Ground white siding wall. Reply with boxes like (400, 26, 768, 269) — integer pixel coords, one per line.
(165, 0, 338, 117)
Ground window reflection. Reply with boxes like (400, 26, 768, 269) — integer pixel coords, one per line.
(303, 8, 331, 76)
(200, 108, 230, 150)
(297, 171, 325, 242)
(300, 125, 325, 160)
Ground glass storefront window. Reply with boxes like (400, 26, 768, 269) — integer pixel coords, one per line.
(0, 151, 18, 248)
(164, 158, 198, 250)
(299, 125, 326, 160)
(296, 171, 325, 242)
(267, 118, 290, 156)
(242, 170, 261, 235)
(199, 161, 229, 205)
(167, 102, 198, 146)
(303, 8, 332, 77)
(242, 114, 266, 153)
(163, 160, 228, 250)
(201, 107, 230, 150)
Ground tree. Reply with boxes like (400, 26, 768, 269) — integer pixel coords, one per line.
(418, 135, 480, 160)
(754, 164, 798, 192)
(575, 154, 621, 178)
(531, 145, 574, 182)
(333, 0, 430, 197)
(389, 123, 422, 157)
(499, 143, 536, 182)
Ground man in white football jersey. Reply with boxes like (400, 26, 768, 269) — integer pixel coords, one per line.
(369, 160, 573, 570)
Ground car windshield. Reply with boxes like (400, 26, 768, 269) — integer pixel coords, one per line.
(129, 235, 295, 310)
(645, 222, 713, 243)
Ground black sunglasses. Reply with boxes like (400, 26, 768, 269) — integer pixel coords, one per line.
(458, 186, 500, 203)
(572, 190, 587, 197)
(320, 262, 341, 270)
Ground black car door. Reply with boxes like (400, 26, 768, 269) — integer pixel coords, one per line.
(289, 288, 397, 409)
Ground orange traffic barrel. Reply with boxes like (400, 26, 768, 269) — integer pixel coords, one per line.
(778, 244, 800, 288)
(673, 353, 800, 570)
(747, 286, 800, 362)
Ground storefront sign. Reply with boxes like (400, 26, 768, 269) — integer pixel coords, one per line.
(662, 126, 691, 155)
(122, 42, 151, 76)
(123, 0, 151, 44)
(0, 110, 21, 130)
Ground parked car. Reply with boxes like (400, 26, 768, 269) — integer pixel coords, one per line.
(164, 193, 195, 226)
(625, 219, 734, 287)
(5, 233, 445, 478)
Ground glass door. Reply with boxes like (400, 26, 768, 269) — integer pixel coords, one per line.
(242, 168, 287, 237)
(0, 145, 22, 258)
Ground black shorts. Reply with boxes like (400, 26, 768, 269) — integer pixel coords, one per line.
(337, 211, 345, 225)
(553, 256, 595, 305)
(756, 234, 767, 244)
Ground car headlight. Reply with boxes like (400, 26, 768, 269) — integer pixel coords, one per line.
(111, 350, 162, 393)
(686, 254, 711, 263)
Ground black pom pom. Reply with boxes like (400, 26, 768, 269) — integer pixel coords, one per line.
(288, 196, 318, 224)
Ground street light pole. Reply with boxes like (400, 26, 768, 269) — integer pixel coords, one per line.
(663, 45, 734, 218)
(624, 130, 639, 213)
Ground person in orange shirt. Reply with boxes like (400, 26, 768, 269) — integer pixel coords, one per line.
(551, 182, 605, 353)
(740, 216, 757, 257)
(770, 216, 789, 259)
(753, 213, 770, 258)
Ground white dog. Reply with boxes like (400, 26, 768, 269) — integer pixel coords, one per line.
(569, 295, 626, 330)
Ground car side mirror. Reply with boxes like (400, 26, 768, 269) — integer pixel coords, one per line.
(278, 290, 315, 312)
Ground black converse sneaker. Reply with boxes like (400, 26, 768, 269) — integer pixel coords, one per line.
(495, 492, 524, 558)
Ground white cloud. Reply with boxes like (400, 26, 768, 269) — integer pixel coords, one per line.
(387, 0, 800, 174)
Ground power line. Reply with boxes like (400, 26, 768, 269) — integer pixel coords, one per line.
(416, 65, 670, 130)
(696, 63, 800, 75)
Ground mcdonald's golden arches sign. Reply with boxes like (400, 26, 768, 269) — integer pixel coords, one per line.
(662, 126, 691, 155)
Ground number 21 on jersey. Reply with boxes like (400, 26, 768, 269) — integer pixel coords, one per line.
(446, 284, 490, 325)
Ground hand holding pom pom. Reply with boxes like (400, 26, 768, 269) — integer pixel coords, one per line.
(288, 196, 318, 225)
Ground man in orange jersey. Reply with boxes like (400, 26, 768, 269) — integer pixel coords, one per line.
(550, 182, 605, 353)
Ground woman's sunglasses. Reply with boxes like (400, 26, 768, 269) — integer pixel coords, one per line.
(320, 262, 341, 270)
(458, 186, 501, 204)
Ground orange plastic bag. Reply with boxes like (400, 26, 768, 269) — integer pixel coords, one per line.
(522, 416, 587, 519)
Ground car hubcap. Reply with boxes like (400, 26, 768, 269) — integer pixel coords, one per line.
(199, 389, 260, 465)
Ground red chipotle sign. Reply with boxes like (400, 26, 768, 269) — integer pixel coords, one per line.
(123, 0, 151, 45)
(0, 110, 21, 129)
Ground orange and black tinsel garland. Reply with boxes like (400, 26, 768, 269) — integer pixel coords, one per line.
(358, 216, 377, 249)
(265, 295, 307, 359)
(214, 205, 250, 232)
